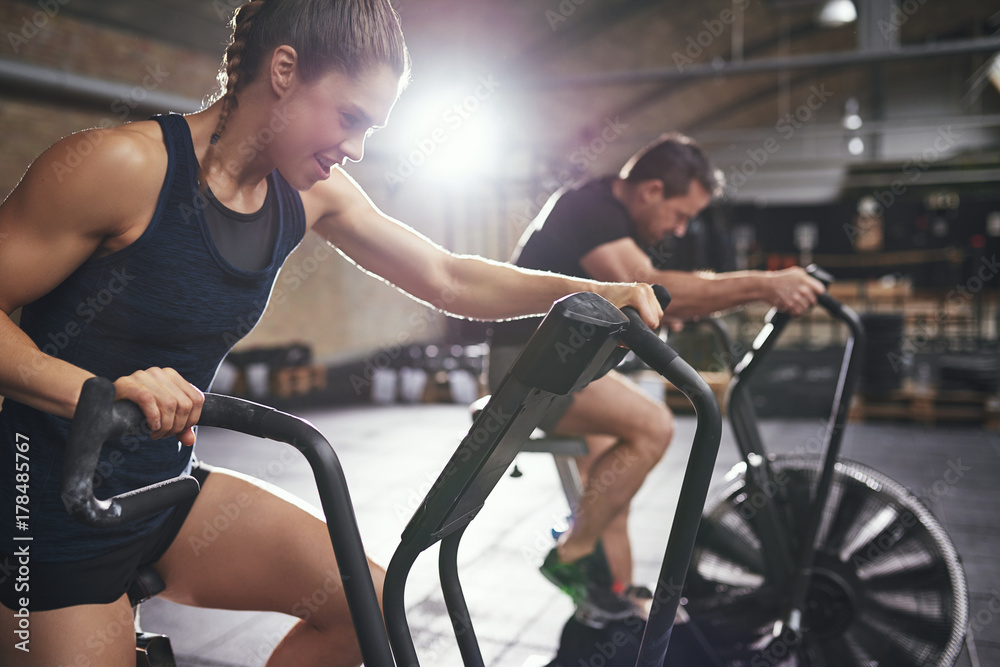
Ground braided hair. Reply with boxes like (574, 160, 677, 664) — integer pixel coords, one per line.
(201, 0, 410, 186)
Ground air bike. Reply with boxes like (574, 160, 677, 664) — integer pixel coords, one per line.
(678, 266, 969, 666)
(63, 286, 724, 666)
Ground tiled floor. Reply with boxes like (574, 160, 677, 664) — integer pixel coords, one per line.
(138, 402, 1000, 666)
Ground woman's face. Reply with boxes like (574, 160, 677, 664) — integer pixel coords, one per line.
(270, 63, 400, 190)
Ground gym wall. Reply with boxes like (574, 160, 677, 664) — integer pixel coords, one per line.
(0, 0, 445, 365)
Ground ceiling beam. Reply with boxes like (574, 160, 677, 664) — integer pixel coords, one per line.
(517, 36, 1000, 88)
(607, 18, 823, 131)
(0, 57, 202, 115)
(510, 0, 661, 69)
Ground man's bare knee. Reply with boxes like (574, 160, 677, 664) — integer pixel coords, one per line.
(629, 405, 674, 465)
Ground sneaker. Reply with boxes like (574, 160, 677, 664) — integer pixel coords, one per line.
(624, 584, 654, 600)
(540, 548, 635, 620)
(576, 583, 637, 622)
(539, 547, 587, 603)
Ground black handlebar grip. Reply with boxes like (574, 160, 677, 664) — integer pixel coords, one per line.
(198, 392, 276, 437)
(805, 263, 834, 287)
(615, 283, 678, 371)
(652, 284, 672, 310)
(760, 265, 835, 328)
(620, 306, 680, 369)
(62, 377, 200, 529)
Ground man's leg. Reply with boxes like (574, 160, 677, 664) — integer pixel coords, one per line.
(575, 434, 632, 587)
(550, 370, 674, 567)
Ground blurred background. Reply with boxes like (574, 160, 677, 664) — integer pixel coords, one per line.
(1, 0, 999, 418)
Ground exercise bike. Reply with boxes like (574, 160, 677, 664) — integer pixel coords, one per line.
(679, 266, 970, 666)
(62, 288, 723, 666)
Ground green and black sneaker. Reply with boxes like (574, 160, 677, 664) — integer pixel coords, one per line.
(539, 547, 634, 620)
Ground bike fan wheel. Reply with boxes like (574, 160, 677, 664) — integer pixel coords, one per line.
(683, 456, 968, 667)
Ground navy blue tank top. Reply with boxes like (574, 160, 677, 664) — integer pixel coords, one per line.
(0, 113, 306, 562)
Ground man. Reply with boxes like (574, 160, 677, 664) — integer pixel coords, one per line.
(489, 132, 824, 615)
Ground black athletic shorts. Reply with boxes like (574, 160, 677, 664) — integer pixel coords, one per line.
(0, 461, 213, 612)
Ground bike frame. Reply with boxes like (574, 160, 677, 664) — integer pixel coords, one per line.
(724, 289, 867, 635)
(63, 290, 724, 667)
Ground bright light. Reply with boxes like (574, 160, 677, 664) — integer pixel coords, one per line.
(425, 110, 502, 182)
(843, 114, 863, 130)
(818, 0, 857, 26)
(379, 78, 508, 186)
(989, 52, 1000, 94)
(848, 137, 865, 155)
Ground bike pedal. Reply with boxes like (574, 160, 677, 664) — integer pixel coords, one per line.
(136, 631, 178, 667)
(573, 602, 640, 629)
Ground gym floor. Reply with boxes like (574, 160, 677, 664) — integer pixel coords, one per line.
(140, 403, 1000, 667)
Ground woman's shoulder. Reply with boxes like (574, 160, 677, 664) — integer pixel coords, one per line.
(43, 120, 167, 181)
(10, 120, 171, 241)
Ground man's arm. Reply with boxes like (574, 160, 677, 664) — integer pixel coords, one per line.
(579, 237, 824, 319)
(307, 169, 663, 326)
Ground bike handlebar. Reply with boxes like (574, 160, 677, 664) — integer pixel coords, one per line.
(621, 285, 725, 665)
(63, 375, 395, 665)
(62, 377, 284, 528)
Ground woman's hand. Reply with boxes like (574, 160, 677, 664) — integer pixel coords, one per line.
(112, 368, 204, 446)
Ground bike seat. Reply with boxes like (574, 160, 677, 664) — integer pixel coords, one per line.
(128, 565, 167, 607)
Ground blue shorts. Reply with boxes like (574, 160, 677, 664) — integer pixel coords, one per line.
(0, 462, 213, 612)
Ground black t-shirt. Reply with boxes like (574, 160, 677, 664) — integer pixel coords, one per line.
(492, 177, 636, 346)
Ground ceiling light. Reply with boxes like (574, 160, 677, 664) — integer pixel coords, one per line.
(818, 0, 857, 27)
(989, 52, 1000, 94)
(843, 97, 863, 130)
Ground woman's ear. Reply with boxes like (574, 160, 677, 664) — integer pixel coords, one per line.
(270, 45, 299, 97)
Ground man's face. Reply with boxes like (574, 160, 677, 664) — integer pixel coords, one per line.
(633, 178, 711, 247)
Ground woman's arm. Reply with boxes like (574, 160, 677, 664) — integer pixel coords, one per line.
(307, 169, 663, 326)
(0, 128, 203, 443)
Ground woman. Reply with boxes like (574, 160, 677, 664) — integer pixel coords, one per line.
(0, 1, 661, 665)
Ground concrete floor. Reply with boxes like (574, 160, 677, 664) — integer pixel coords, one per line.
(138, 402, 1000, 666)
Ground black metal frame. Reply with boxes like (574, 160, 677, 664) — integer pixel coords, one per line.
(383, 292, 724, 666)
(64, 378, 395, 666)
(714, 274, 868, 637)
(64, 290, 724, 666)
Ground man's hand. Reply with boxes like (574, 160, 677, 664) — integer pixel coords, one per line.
(659, 315, 686, 333)
(598, 283, 663, 329)
(112, 368, 204, 446)
(762, 267, 826, 315)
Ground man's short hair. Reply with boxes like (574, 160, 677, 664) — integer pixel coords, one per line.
(619, 132, 724, 199)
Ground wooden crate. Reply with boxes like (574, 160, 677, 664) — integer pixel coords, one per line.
(664, 371, 731, 416)
(850, 384, 1000, 430)
(272, 365, 328, 398)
